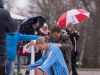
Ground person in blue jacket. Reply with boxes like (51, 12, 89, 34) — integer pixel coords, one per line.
(6, 31, 39, 75)
(27, 37, 69, 75)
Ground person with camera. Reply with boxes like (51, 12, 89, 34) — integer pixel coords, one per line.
(66, 23, 80, 75)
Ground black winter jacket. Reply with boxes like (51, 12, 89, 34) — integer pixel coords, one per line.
(66, 29, 79, 56)
(0, 0, 18, 67)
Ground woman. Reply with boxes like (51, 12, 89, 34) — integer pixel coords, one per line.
(27, 37, 69, 75)
(24, 40, 48, 75)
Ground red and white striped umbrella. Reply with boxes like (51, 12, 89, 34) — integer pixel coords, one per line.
(57, 9, 90, 27)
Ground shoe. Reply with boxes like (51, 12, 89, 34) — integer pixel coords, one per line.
(72, 73, 78, 75)
(13, 71, 17, 75)
(17, 70, 22, 75)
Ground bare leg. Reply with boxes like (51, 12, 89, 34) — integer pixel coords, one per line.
(35, 67, 43, 75)
(43, 72, 48, 75)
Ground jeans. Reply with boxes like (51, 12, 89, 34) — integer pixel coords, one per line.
(6, 59, 15, 75)
(17, 53, 21, 71)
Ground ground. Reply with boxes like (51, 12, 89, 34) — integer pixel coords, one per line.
(14, 69, 100, 75)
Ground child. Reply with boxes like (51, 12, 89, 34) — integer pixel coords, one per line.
(6, 32, 39, 75)
(39, 23, 50, 36)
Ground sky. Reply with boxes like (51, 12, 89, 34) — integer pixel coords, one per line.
(11, 0, 28, 13)
(17, 0, 27, 8)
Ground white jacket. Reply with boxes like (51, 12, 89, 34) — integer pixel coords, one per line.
(23, 40, 36, 75)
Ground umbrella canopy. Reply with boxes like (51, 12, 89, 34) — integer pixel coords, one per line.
(20, 15, 45, 33)
(57, 9, 90, 27)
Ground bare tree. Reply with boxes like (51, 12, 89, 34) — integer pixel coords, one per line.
(3, 0, 15, 11)
(69, 0, 100, 67)
(14, 0, 100, 67)
(27, 0, 70, 28)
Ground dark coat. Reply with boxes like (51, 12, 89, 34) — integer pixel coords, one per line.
(0, 1, 18, 67)
(49, 33, 73, 73)
(22, 25, 41, 62)
(22, 25, 40, 35)
(66, 29, 79, 56)
(0, 0, 3, 8)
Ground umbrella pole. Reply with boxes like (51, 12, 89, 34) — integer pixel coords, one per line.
(74, 37, 76, 52)
(72, 16, 76, 28)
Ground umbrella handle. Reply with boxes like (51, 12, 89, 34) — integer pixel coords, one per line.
(74, 37, 76, 52)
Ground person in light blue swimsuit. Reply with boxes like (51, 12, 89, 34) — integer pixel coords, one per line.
(27, 37, 69, 75)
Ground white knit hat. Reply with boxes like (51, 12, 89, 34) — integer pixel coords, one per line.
(43, 23, 48, 28)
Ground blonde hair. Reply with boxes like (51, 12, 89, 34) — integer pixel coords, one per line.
(36, 36, 50, 45)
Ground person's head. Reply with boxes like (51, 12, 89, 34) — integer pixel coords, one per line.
(36, 37, 50, 50)
(42, 23, 48, 31)
(32, 18, 39, 28)
(50, 25, 62, 40)
(66, 23, 74, 31)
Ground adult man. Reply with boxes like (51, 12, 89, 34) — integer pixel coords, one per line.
(49, 25, 73, 73)
(66, 23, 80, 75)
(0, 0, 18, 74)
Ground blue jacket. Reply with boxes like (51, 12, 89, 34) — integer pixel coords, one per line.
(6, 32, 39, 60)
(28, 43, 69, 75)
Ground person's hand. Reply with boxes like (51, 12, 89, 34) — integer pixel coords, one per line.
(55, 43, 62, 47)
(26, 40, 34, 49)
(34, 31, 38, 35)
(74, 30, 80, 35)
(29, 40, 34, 45)
(25, 66, 30, 71)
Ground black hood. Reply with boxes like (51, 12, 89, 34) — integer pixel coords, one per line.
(0, 9, 18, 32)
(0, 0, 4, 8)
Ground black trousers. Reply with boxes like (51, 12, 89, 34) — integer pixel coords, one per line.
(0, 66, 5, 75)
(25, 54, 31, 74)
(71, 55, 78, 75)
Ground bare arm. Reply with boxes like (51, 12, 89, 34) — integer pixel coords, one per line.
(26, 40, 34, 49)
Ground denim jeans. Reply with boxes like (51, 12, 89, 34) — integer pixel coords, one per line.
(6, 59, 15, 75)
(17, 53, 21, 71)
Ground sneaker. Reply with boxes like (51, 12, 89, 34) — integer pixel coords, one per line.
(13, 71, 17, 75)
(17, 70, 22, 75)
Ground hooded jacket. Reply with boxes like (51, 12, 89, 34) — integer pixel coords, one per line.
(0, 0, 18, 67)
(6, 32, 39, 60)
